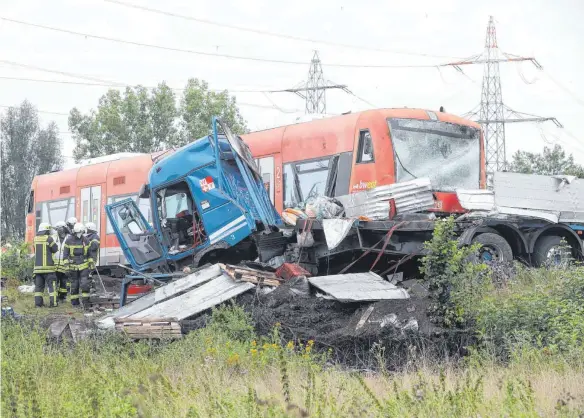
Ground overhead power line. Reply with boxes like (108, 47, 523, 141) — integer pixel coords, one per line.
(0, 74, 279, 93)
(0, 17, 442, 69)
(104, 0, 461, 60)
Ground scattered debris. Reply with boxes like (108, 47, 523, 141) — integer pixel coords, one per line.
(48, 319, 90, 343)
(18, 284, 34, 293)
(336, 178, 434, 220)
(115, 318, 182, 340)
(221, 264, 282, 287)
(308, 272, 410, 302)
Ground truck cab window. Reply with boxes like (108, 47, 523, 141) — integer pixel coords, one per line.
(155, 181, 206, 253)
(357, 130, 374, 163)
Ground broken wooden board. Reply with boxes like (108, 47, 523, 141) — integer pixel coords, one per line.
(308, 272, 410, 302)
(115, 318, 182, 340)
(221, 264, 282, 287)
(126, 274, 254, 321)
(97, 264, 222, 329)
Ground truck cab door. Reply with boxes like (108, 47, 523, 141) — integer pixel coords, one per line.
(105, 198, 166, 271)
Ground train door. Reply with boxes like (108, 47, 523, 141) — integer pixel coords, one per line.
(255, 156, 275, 204)
(80, 185, 102, 262)
(350, 129, 378, 192)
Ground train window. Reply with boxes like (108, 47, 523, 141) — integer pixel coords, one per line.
(27, 191, 34, 213)
(283, 158, 330, 208)
(48, 200, 69, 225)
(356, 130, 374, 163)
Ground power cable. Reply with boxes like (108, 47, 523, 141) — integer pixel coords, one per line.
(541, 69, 584, 109)
(104, 0, 463, 60)
(0, 74, 283, 93)
(0, 17, 444, 69)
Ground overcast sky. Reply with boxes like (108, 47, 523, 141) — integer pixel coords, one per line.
(1, 0, 583, 166)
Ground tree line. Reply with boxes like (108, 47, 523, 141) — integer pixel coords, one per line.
(1, 82, 583, 240)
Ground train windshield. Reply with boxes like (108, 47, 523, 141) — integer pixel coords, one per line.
(388, 118, 481, 191)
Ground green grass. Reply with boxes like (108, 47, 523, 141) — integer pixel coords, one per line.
(2, 302, 584, 417)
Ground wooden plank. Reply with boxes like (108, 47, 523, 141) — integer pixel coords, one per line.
(114, 317, 178, 324)
(127, 274, 254, 321)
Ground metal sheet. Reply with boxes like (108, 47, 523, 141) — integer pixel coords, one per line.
(456, 189, 494, 211)
(457, 173, 584, 223)
(337, 178, 434, 220)
(322, 218, 355, 250)
(97, 265, 222, 329)
(128, 275, 254, 320)
(308, 272, 410, 302)
(494, 172, 584, 223)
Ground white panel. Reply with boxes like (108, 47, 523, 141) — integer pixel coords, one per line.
(129, 275, 254, 320)
(309, 272, 410, 302)
(91, 185, 102, 233)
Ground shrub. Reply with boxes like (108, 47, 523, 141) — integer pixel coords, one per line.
(207, 303, 256, 342)
(419, 217, 491, 327)
(0, 241, 33, 281)
(473, 265, 584, 358)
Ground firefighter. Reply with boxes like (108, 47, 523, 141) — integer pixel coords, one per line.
(33, 223, 59, 307)
(63, 223, 90, 308)
(53, 221, 69, 301)
(84, 222, 100, 271)
(66, 217, 78, 235)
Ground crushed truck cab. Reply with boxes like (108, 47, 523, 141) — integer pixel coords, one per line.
(106, 118, 281, 272)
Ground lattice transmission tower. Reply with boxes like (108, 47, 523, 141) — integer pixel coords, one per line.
(445, 16, 562, 174)
(275, 51, 350, 114)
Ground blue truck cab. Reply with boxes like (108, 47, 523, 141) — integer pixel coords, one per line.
(106, 118, 282, 272)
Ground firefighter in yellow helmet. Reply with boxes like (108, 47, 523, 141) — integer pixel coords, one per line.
(63, 223, 90, 308)
(33, 223, 59, 307)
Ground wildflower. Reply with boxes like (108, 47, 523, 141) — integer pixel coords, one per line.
(250, 348, 258, 356)
(263, 343, 271, 350)
(227, 353, 240, 366)
(305, 340, 315, 354)
(251, 340, 257, 347)
(271, 343, 279, 350)
(275, 322, 281, 327)
(286, 341, 294, 350)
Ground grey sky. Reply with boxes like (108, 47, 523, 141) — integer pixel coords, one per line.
(1, 0, 583, 166)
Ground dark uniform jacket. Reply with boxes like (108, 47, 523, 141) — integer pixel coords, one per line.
(63, 235, 89, 271)
(85, 232, 100, 266)
(33, 233, 58, 274)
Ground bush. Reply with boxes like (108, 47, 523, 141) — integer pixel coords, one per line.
(419, 217, 491, 327)
(0, 241, 33, 281)
(473, 265, 584, 358)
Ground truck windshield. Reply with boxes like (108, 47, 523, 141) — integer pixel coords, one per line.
(388, 118, 481, 191)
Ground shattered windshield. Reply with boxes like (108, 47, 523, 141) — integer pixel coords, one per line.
(388, 118, 481, 191)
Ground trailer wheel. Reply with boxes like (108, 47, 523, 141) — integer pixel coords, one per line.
(533, 235, 575, 267)
(471, 233, 513, 263)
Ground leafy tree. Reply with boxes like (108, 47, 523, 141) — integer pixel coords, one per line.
(177, 78, 247, 147)
(69, 83, 178, 161)
(69, 79, 247, 160)
(508, 144, 584, 177)
(1, 101, 63, 239)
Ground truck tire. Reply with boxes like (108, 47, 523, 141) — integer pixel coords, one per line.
(533, 235, 574, 267)
(471, 233, 513, 263)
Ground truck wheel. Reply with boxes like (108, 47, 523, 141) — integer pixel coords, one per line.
(471, 233, 513, 263)
(533, 235, 574, 267)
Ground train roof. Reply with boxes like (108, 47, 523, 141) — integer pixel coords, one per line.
(33, 152, 160, 202)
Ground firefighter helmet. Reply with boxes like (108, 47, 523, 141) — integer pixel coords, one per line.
(85, 222, 97, 233)
(73, 223, 85, 237)
(38, 222, 52, 233)
(66, 217, 78, 228)
(54, 221, 66, 229)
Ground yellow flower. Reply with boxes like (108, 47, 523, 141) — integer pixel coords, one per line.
(271, 343, 279, 350)
(251, 340, 257, 347)
(275, 322, 281, 328)
(227, 353, 240, 366)
(250, 348, 258, 356)
(286, 341, 294, 350)
(263, 343, 271, 350)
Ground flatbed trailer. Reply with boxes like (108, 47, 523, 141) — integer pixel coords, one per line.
(291, 213, 584, 274)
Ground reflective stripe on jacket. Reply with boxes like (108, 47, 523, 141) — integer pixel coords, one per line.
(84, 232, 100, 265)
(63, 235, 89, 271)
(33, 234, 58, 274)
(52, 234, 68, 273)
